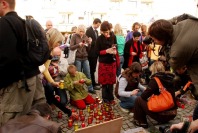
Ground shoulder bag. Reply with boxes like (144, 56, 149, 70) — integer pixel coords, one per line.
(147, 77, 174, 112)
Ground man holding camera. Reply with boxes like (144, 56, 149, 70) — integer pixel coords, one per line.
(147, 13, 198, 133)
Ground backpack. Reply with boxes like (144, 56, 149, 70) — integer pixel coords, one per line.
(25, 18, 50, 66)
(5, 16, 50, 67)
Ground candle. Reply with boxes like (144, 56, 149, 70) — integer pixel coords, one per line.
(88, 116, 92, 124)
(59, 80, 64, 89)
(87, 105, 90, 113)
(80, 114, 85, 121)
(81, 122, 86, 128)
(74, 123, 78, 131)
(68, 119, 73, 128)
(79, 109, 83, 116)
(94, 111, 98, 118)
(90, 104, 94, 110)
(99, 112, 103, 120)
(71, 108, 76, 113)
(96, 120, 100, 124)
(89, 114, 94, 121)
(94, 103, 98, 109)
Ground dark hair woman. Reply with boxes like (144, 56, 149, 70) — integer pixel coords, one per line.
(95, 21, 119, 104)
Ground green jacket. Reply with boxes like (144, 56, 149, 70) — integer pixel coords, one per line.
(64, 72, 91, 100)
(168, 14, 198, 97)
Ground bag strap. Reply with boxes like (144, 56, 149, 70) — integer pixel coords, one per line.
(153, 77, 165, 91)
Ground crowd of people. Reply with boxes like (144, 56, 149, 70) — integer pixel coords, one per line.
(1, 0, 198, 133)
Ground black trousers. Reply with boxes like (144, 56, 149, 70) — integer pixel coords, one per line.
(44, 83, 71, 116)
(102, 84, 114, 103)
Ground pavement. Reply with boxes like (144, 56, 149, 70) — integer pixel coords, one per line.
(51, 89, 198, 133)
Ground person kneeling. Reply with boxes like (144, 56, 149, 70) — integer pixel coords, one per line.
(133, 61, 177, 128)
(64, 65, 95, 109)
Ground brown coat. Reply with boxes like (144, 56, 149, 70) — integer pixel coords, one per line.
(70, 33, 91, 60)
(0, 111, 61, 133)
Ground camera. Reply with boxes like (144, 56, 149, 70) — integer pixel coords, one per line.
(143, 36, 153, 45)
(159, 125, 182, 133)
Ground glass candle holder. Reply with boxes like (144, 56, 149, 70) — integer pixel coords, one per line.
(81, 122, 86, 128)
(90, 104, 94, 110)
(87, 105, 90, 113)
(80, 114, 85, 121)
(88, 116, 92, 124)
(79, 109, 83, 116)
(94, 111, 98, 118)
(68, 119, 73, 128)
(74, 123, 79, 131)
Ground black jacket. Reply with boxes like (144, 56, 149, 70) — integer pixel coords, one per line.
(86, 26, 98, 58)
(123, 38, 142, 69)
(141, 72, 177, 110)
(95, 33, 117, 63)
(0, 12, 40, 88)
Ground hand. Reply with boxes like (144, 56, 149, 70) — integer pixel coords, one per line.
(71, 112, 79, 119)
(131, 52, 137, 56)
(170, 122, 184, 132)
(88, 37, 92, 44)
(131, 89, 139, 95)
(51, 81, 59, 87)
(73, 81, 81, 85)
(79, 79, 85, 84)
(79, 42, 84, 47)
(112, 46, 117, 55)
(187, 120, 198, 133)
(106, 48, 114, 54)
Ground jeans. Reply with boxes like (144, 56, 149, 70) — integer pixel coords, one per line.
(119, 91, 142, 109)
(117, 55, 124, 77)
(75, 59, 93, 91)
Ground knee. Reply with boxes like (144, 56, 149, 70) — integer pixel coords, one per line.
(77, 104, 86, 110)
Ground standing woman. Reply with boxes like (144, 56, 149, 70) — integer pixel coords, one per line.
(95, 21, 118, 104)
(69, 24, 95, 94)
(123, 31, 143, 69)
(114, 23, 125, 77)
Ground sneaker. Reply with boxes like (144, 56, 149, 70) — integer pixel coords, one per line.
(129, 112, 134, 116)
(94, 86, 101, 90)
(132, 119, 148, 128)
(118, 104, 129, 113)
(88, 90, 96, 94)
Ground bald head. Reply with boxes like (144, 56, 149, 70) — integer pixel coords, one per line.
(52, 47, 61, 57)
(45, 20, 53, 31)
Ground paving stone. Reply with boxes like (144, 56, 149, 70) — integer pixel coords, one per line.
(51, 93, 198, 133)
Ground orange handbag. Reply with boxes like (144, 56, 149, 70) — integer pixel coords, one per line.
(147, 77, 175, 112)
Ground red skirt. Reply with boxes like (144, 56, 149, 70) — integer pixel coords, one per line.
(98, 62, 116, 85)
